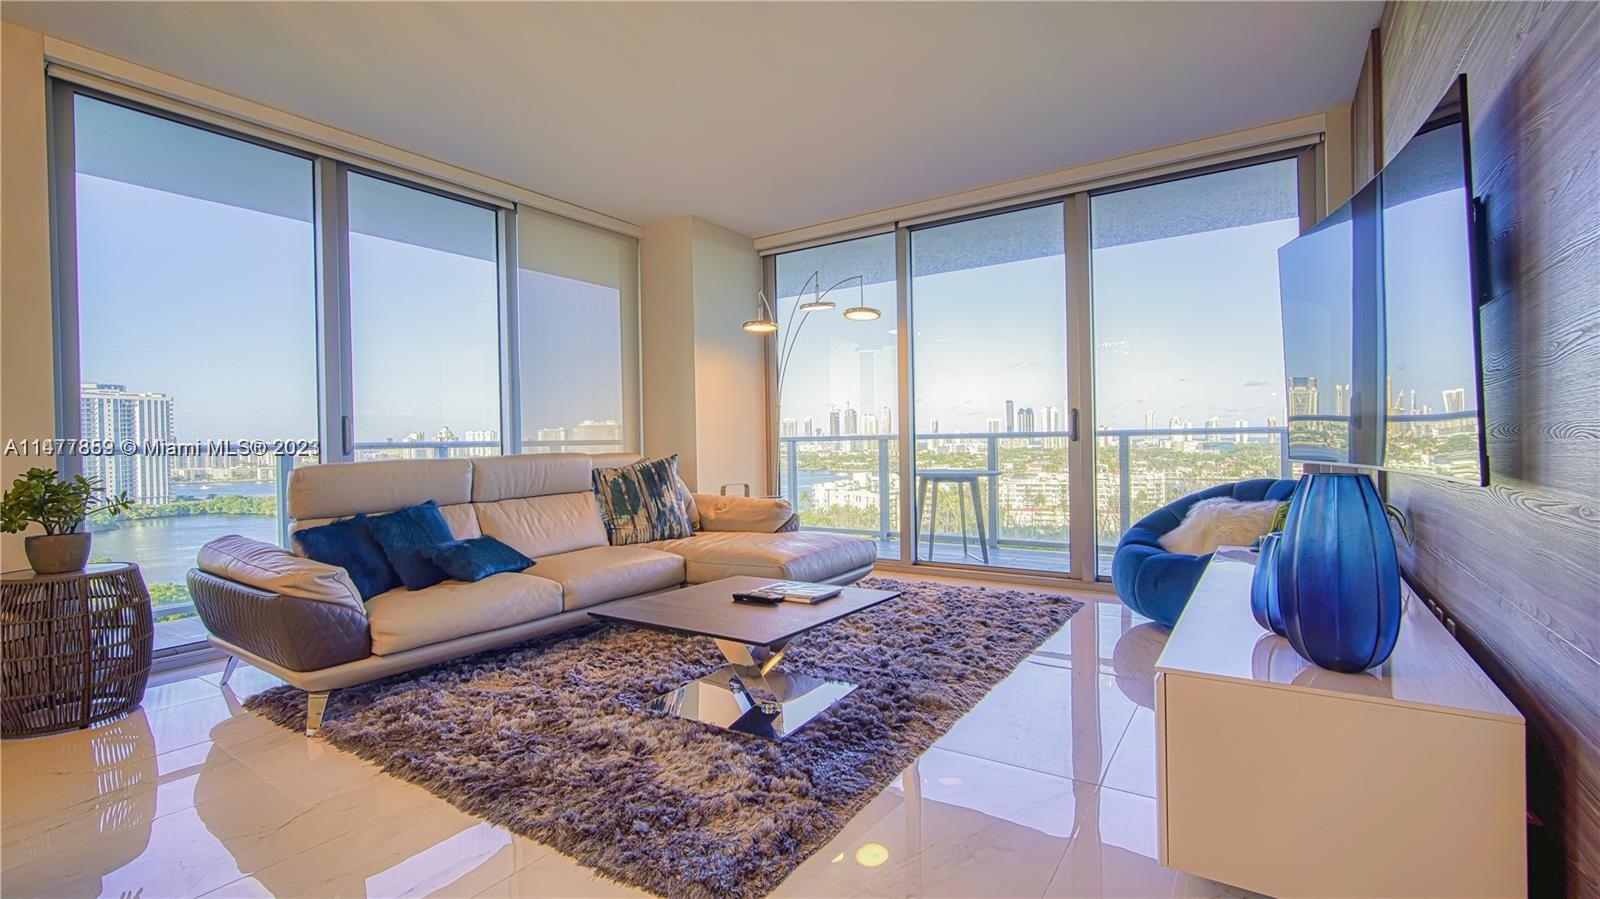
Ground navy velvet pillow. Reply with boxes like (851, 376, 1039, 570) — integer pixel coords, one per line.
(422, 536, 532, 583)
(292, 515, 402, 600)
(366, 501, 455, 590)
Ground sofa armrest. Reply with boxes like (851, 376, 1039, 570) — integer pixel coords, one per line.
(188, 570, 371, 672)
(691, 494, 796, 533)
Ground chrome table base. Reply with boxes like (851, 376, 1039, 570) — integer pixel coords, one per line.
(648, 637, 856, 739)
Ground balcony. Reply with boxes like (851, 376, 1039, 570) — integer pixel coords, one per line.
(779, 427, 1293, 576)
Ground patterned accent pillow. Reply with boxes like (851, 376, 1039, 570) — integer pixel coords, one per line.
(593, 455, 694, 545)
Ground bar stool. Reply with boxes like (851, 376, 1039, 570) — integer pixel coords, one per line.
(916, 469, 999, 564)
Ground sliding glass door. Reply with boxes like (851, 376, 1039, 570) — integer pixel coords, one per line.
(909, 204, 1071, 572)
(1089, 159, 1302, 574)
(768, 153, 1314, 581)
(67, 94, 321, 651)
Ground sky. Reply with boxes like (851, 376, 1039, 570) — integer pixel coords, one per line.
(76, 94, 1474, 452)
(776, 215, 1298, 434)
(75, 171, 621, 444)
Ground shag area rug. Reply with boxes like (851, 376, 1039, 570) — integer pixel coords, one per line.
(245, 576, 1082, 898)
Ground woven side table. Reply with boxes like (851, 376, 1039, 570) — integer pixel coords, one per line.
(2, 563, 153, 738)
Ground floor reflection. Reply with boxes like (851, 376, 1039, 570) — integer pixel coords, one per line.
(0, 713, 157, 897)
(1, 585, 1255, 899)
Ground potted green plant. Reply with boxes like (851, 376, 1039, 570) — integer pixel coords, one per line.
(1, 468, 134, 574)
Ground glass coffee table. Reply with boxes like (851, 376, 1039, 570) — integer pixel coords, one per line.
(589, 575, 900, 739)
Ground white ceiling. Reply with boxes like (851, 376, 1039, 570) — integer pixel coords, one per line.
(3, 1, 1380, 238)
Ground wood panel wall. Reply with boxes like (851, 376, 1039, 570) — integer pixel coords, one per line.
(1353, 3, 1599, 895)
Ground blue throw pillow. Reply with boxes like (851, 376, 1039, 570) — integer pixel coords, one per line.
(366, 501, 455, 590)
(292, 515, 402, 600)
(422, 536, 533, 583)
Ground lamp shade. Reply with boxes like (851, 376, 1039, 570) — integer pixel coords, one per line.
(742, 318, 778, 333)
(842, 306, 881, 321)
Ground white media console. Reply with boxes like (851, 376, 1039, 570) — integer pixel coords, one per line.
(1154, 548, 1527, 898)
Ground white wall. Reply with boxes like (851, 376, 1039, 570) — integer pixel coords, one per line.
(639, 216, 700, 484)
(639, 215, 764, 493)
(689, 218, 765, 494)
(1, 23, 56, 569)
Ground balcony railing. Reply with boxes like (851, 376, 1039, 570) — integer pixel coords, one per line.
(135, 438, 625, 651)
(353, 438, 625, 458)
(778, 427, 1292, 571)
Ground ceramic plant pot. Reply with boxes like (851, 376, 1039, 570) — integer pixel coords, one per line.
(24, 532, 92, 575)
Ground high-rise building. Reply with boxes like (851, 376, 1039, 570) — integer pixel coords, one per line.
(858, 351, 875, 415)
(780, 418, 798, 438)
(1334, 384, 1352, 416)
(460, 428, 499, 457)
(572, 420, 621, 441)
(1143, 410, 1156, 431)
(879, 406, 894, 435)
(80, 383, 173, 503)
(1288, 376, 1319, 416)
(1204, 416, 1223, 430)
(1442, 388, 1466, 413)
(802, 417, 814, 438)
(828, 407, 841, 436)
(1042, 405, 1066, 447)
(842, 403, 858, 435)
(435, 426, 459, 442)
(1234, 418, 1250, 444)
(986, 418, 1002, 433)
(1005, 399, 1016, 432)
(1017, 407, 1035, 432)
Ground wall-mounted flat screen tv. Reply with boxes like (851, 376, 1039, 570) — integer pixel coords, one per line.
(1277, 75, 1488, 485)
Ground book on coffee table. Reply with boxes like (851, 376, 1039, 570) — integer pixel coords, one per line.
(763, 580, 842, 603)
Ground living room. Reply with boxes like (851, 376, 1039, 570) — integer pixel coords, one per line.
(1, 2, 1594, 897)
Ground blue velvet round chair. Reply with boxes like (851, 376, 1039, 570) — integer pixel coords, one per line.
(1111, 478, 1297, 627)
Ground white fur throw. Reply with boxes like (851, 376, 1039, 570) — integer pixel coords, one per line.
(1159, 497, 1282, 556)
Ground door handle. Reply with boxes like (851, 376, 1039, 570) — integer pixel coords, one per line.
(1068, 408, 1080, 442)
(340, 415, 352, 457)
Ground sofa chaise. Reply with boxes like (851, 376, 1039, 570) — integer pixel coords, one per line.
(187, 451, 875, 734)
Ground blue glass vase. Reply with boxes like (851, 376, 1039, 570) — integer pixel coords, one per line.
(1275, 473, 1402, 673)
(1250, 532, 1286, 635)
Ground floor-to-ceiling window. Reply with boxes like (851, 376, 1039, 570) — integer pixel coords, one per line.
(68, 95, 320, 651)
(53, 83, 642, 658)
(347, 173, 502, 461)
(773, 234, 900, 559)
(1089, 158, 1302, 574)
(767, 149, 1314, 580)
(516, 207, 639, 454)
(910, 204, 1071, 572)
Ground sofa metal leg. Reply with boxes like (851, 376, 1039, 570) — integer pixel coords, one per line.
(305, 691, 330, 737)
(220, 655, 239, 686)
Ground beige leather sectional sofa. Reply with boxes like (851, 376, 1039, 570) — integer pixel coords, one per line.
(188, 452, 875, 734)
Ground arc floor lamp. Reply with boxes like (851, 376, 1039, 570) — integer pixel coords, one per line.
(743, 271, 880, 398)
